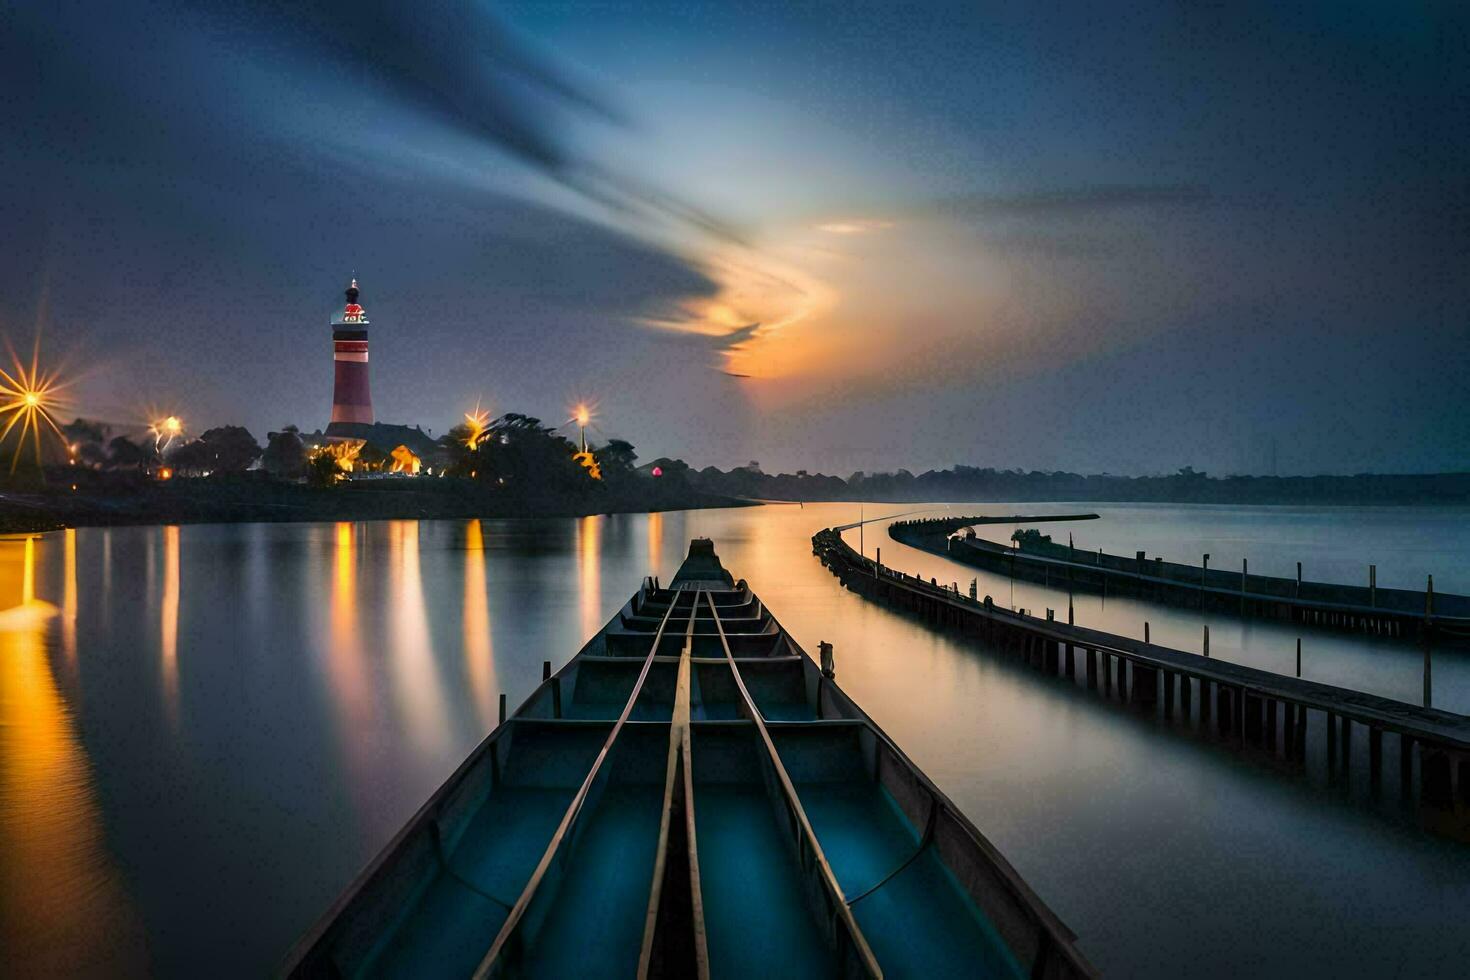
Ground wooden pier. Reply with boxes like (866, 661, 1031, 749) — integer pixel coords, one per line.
(814, 527, 1470, 834)
(887, 517, 1470, 644)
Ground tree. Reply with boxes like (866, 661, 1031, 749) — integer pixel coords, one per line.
(61, 417, 108, 444)
(645, 457, 692, 487)
(165, 439, 213, 476)
(459, 414, 588, 492)
(598, 439, 638, 481)
(198, 425, 261, 473)
(107, 435, 152, 472)
(440, 423, 479, 477)
(262, 426, 307, 479)
(308, 451, 343, 486)
(58, 418, 109, 468)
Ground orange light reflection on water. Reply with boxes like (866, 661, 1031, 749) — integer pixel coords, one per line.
(0, 538, 146, 973)
(577, 515, 602, 642)
(327, 522, 376, 790)
(388, 521, 449, 756)
(462, 521, 496, 727)
(61, 529, 77, 662)
(160, 526, 179, 726)
(646, 511, 663, 574)
(22, 535, 35, 604)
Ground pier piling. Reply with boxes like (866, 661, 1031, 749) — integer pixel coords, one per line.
(1401, 736, 1414, 797)
(1327, 711, 1337, 769)
(1424, 645, 1433, 708)
(816, 525, 1470, 834)
(907, 517, 1469, 644)
(819, 641, 836, 679)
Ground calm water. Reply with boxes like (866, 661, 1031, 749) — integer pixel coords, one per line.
(3, 503, 1469, 977)
(867, 502, 1470, 713)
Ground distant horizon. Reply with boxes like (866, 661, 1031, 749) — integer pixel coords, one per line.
(55, 408, 1470, 484)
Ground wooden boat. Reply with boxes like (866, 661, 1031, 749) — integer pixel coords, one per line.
(284, 539, 1094, 979)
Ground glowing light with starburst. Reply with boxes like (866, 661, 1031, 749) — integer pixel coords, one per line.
(463, 403, 492, 450)
(0, 341, 70, 474)
(149, 415, 184, 452)
(568, 401, 596, 454)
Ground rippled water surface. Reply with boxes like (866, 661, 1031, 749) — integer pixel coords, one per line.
(3, 502, 1469, 977)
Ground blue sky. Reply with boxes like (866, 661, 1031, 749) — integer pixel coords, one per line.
(3, 0, 1465, 474)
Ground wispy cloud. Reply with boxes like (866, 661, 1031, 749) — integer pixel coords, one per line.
(816, 219, 894, 235)
(222, 0, 743, 243)
(945, 184, 1211, 218)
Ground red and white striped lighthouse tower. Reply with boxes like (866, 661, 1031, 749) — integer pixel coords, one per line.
(329, 278, 374, 426)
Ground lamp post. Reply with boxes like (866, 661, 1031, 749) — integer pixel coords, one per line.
(573, 404, 590, 453)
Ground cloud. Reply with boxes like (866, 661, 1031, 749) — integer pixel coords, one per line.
(816, 219, 894, 235)
(944, 184, 1211, 218)
(229, 0, 743, 243)
(925, 184, 1213, 260)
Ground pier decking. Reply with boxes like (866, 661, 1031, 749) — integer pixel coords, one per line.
(814, 526, 1470, 834)
(888, 516, 1470, 643)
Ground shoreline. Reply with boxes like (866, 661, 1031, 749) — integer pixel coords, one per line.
(0, 477, 752, 534)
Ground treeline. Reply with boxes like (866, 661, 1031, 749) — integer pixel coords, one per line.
(44, 418, 1470, 508)
(18, 415, 739, 530)
(646, 462, 1470, 505)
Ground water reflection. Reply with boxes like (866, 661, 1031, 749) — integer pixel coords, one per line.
(0, 542, 147, 974)
(160, 525, 180, 725)
(462, 520, 496, 726)
(647, 510, 663, 571)
(62, 528, 77, 662)
(862, 507, 1470, 713)
(388, 521, 450, 757)
(578, 515, 602, 641)
(327, 522, 374, 781)
(6, 507, 1469, 978)
(23, 534, 36, 604)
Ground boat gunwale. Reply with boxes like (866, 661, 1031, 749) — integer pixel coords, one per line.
(276, 577, 664, 976)
(755, 585, 1097, 978)
(703, 591, 885, 979)
(472, 587, 692, 978)
(284, 547, 1099, 980)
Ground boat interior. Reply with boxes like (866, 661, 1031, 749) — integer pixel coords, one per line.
(285, 539, 1093, 980)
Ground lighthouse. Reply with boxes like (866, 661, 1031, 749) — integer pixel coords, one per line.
(329, 278, 373, 427)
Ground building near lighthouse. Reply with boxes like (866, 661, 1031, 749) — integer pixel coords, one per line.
(327, 278, 373, 428)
